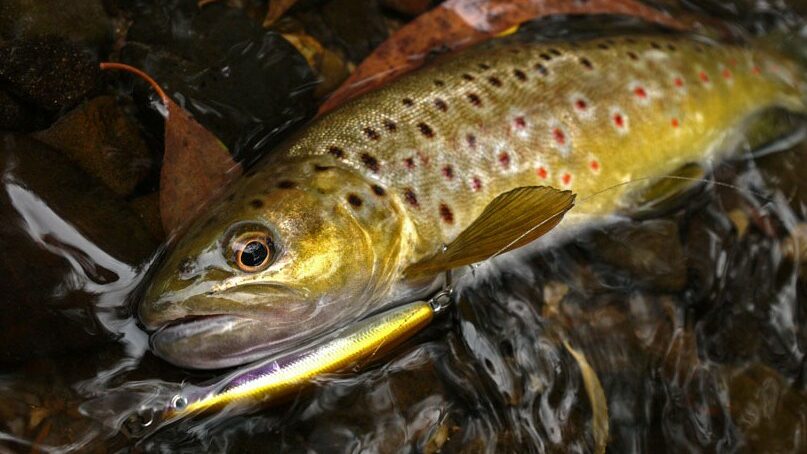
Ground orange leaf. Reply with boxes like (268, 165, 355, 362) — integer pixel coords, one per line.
(100, 62, 241, 234)
(319, 0, 691, 115)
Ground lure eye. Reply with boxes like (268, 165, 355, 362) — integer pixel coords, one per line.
(232, 233, 274, 272)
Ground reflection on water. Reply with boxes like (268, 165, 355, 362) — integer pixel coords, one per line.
(2, 1, 807, 452)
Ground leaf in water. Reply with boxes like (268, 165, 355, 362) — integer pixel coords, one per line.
(563, 340, 609, 454)
(319, 0, 690, 114)
(99, 62, 241, 234)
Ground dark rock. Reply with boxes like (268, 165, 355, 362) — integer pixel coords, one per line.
(0, 89, 34, 131)
(0, 135, 157, 364)
(32, 95, 153, 197)
(0, 40, 100, 112)
(120, 0, 317, 164)
(298, 0, 391, 63)
(0, 0, 113, 53)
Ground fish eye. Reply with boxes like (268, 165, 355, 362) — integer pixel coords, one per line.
(231, 232, 274, 272)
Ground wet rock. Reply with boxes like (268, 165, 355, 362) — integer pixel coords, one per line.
(0, 89, 34, 131)
(297, 0, 391, 63)
(585, 219, 687, 292)
(121, 0, 316, 163)
(0, 135, 157, 364)
(32, 96, 153, 197)
(727, 364, 807, 452)
(0, 0, 113, 53)
(0, 40, 99, 112)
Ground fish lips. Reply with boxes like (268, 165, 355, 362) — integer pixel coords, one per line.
(150, 315, 288, 369)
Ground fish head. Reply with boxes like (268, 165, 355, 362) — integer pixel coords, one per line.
(140, 163, 402, 369)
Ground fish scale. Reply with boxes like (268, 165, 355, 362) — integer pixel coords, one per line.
(282, 34, 803, 257)
(141, 33, 806, 370)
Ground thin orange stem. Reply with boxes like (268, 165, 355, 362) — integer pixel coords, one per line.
(100, 62, 170, 107)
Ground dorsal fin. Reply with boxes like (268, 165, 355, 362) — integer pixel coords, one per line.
(404, 186, 575, 278)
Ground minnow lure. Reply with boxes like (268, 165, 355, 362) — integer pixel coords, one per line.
(140, 33, 805, 370)
(161, 297, 442, 420)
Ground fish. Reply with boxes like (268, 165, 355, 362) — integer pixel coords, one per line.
(140, 33, 805, 369)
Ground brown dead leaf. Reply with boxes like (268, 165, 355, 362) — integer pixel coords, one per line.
(99, 63, 241, 234)
(319, 0, 691, 114)
(265, 0, 299, 27)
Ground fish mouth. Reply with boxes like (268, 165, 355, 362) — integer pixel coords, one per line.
(150, 315, 287, 370)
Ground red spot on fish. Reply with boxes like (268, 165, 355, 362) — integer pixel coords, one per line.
(589, 160, 600, 171)
(561, 173, 572, 186)
(403, 157, 415, 169)
(439, 203, 454, 224)
(722, 68, 732, 79)
(553, 128, 566, 145)
(634, 87, 647, 98)
(514, 116, 526, 129)
(671, 118, 680, 128)
(471, 177, 482, 191)
(699, 71, 710, 83)
(613, 113, 625, 128)
(674, 77, 684, 88)
(498, 152, 511, 168)
(575, 99, 587, 110)
(536, 166, 548, 179)
(752, 66, 762, 75)
(728, 58, 738, 67)
(441, 165, 454, 180)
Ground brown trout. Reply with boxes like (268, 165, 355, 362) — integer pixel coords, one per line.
(140, 34, 805, 369)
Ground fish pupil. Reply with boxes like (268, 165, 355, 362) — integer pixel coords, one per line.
(241, 241, 268, 267)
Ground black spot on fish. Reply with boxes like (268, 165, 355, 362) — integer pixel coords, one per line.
(466, 133, 477, 148)
(487, 76, 502, 87)
(371, 184, 386, 196)
(439, 203, 454, 224)
(667, 43, 677, 51)
(313, 164, 331, 172)
(467, 93, 482, 107)
(434, 79, 445, 87)
(650, 41, 661, 49)
(627, 51, 639, 60)
(363, 127, 380, 141)
(383, 119, 398, 132)
(404, 188, 419, 207)
(549, 48, 561, 56)
(347, 194, 362, 207)
(402, 98, 414, 107)
(513, 69, 527, 81)
(478, 63, 491, 70)
(361, 153, 380, 172)
(328, 145, 345, 159)
(277, 180, 295, 189)
(434, 98, 448, 112)
(462, 73, 475, 81)
(418, 122, 435, 138)
(534, 63, 548, 76)
(580, 57, 593, 70)
(540, 53, 552, 61)
(598, 43, 609, 50)
(250, 199, 264, 209)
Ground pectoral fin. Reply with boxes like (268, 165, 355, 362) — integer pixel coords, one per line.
(404, 186, 575, 278)
(623, 163, 706, 220)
